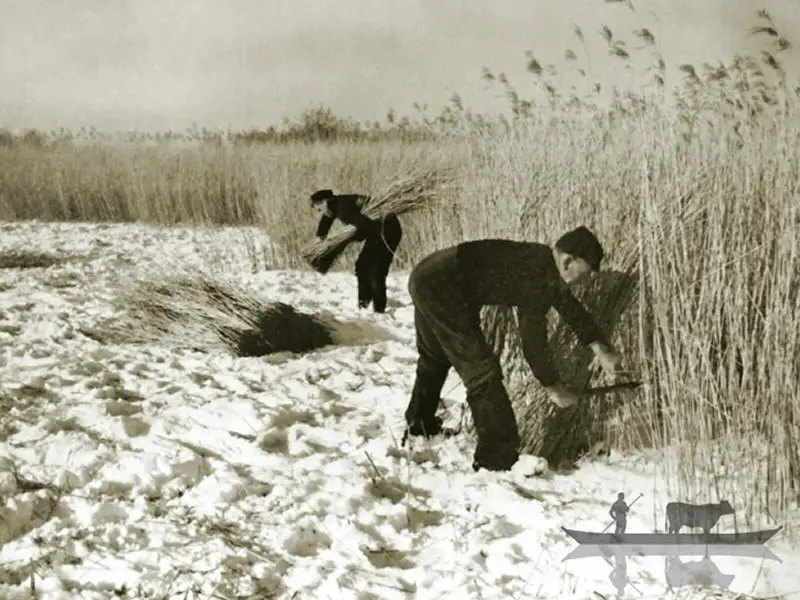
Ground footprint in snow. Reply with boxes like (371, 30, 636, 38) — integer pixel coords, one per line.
(361, 547, 416, 570)
(0, 490, 64, 547)
(105, 400, 143, 417)
(120, 416, 151, 438)
(292, 425, 350, 457)
(318, 394, 357, 419)
(267, 406, 320, 429)
(256, 427, 289, 454)
(254, 406, 340, 456)
(355, 417, 385, 441)
(386, 445, 440, 466)
(366, 472, 432, 505)
(490, 515, 527, 538)
(283, 518, 332, 557)
(388, 506, 445, 531)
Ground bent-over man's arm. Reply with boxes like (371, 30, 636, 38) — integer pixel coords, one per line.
(518, 309, 561, 388)
(550, 281, 609, 348)
(316, 209, 335, 239)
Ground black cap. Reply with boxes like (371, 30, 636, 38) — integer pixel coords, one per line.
(555, 226, 604, 271)
(310, 189, 334, 203)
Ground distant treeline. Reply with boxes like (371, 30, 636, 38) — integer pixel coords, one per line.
(0, 101, 501, 147)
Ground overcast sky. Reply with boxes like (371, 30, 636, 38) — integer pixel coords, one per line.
(1, 0, 797, 132)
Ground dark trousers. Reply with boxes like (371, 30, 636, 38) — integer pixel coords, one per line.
(405, 247, 520, 469)
(355, 215, 402, 313)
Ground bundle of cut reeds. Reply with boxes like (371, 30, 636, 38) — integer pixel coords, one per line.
(302, 166, 455, 274)
(79, 274, 336, 356)
(477, 246, 641, 466)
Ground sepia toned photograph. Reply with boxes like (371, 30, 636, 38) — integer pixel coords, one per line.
(1, 0, 799, 598)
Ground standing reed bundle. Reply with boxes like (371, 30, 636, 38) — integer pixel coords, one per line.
(478, 244, 641, 466)
(301, 166, 455, 274)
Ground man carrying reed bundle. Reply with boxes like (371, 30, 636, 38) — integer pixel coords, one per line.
(404, 226, 625, 472)
(310, 189, 402, 313)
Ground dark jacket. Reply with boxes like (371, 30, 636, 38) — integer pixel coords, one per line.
(455, 239, 608, 387)
(316, 194, 380, 241)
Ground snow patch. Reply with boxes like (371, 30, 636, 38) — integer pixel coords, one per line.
(0, 222, 796, 600)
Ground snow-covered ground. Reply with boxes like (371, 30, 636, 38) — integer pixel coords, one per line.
(0, 221, 798, 600)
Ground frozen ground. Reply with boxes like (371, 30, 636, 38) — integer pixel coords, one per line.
(0, 221, 798, 600)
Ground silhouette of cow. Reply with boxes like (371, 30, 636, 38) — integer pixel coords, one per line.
(665, 500, 735, 534)
(664, 555, 735, 590)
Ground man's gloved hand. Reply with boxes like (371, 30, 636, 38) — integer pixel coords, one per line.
(591, 342, 624, 377)
(544, 382, 580, 408)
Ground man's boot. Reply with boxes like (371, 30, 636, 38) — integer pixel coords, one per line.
(404, 369, 448, 438)
(466, 378, 520, 472)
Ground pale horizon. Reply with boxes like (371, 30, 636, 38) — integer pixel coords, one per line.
(1, 0, 798, 133)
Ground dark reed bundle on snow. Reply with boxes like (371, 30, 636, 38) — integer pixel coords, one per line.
(80, 274, 337, 357)
(301, 166, 455, 274)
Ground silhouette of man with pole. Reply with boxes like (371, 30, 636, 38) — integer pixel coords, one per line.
(609, 492, 629, 535)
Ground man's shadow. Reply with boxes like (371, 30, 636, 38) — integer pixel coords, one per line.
(664, 553, 735, 591)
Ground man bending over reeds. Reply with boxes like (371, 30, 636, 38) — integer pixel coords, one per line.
(311, 189, 402, 314)
(404, 226, 624, 472)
